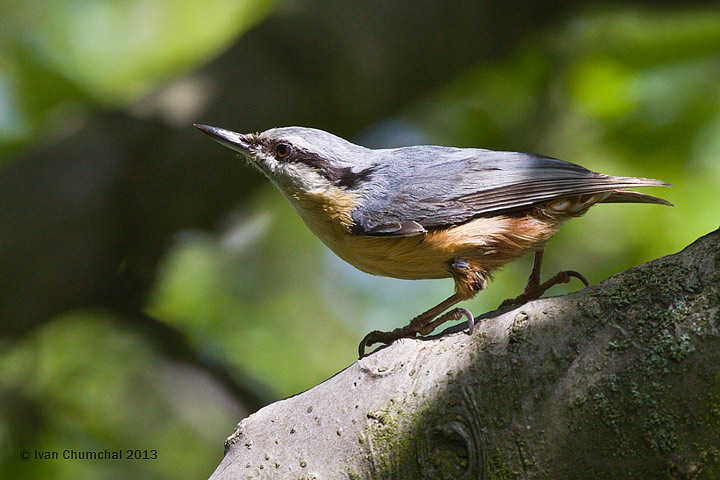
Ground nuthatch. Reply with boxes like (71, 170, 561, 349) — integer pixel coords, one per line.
(195, 124, 671, 357)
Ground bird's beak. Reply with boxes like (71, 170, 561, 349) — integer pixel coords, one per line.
(194, 124, 253, 154)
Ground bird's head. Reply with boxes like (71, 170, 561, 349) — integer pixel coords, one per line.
(194, 124, 376, 195)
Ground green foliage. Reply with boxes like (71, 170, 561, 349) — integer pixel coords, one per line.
(146, 189, 359, 397)
(0, 0, 275, 155)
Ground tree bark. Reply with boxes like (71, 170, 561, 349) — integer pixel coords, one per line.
(210, 229, 720, 480)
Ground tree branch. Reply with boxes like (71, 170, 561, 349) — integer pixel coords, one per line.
(210, 229, 720, 480)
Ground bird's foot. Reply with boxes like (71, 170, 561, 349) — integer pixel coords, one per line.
(499, 270, 589, 308)
(358, 307, 475, 358)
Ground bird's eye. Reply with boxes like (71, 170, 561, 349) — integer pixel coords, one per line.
(274, 143, 292, 159)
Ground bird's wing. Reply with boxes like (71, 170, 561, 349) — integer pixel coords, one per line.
(351, 149, 670, 236)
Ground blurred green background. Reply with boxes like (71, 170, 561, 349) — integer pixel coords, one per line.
(1, 1, 719, 478)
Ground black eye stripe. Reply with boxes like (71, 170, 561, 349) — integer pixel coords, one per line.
(268, 142, 375, 189)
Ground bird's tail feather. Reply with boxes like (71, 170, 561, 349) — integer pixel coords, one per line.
(602, 190, 673, 206)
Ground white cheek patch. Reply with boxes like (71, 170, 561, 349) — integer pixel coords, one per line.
(252, 152, 279, 174)
(251, 151, 335, 194)
(264, 162, 331, 196)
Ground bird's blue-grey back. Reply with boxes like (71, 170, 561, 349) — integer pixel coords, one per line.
(351, 145, 669, 235)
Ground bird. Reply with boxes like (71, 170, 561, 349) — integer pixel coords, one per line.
(194, 124, 672, 357)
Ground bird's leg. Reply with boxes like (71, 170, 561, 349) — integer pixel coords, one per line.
(359, 258, 485, 357)
(358, 293, 475, 358)
(500, 246, 589, 308)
